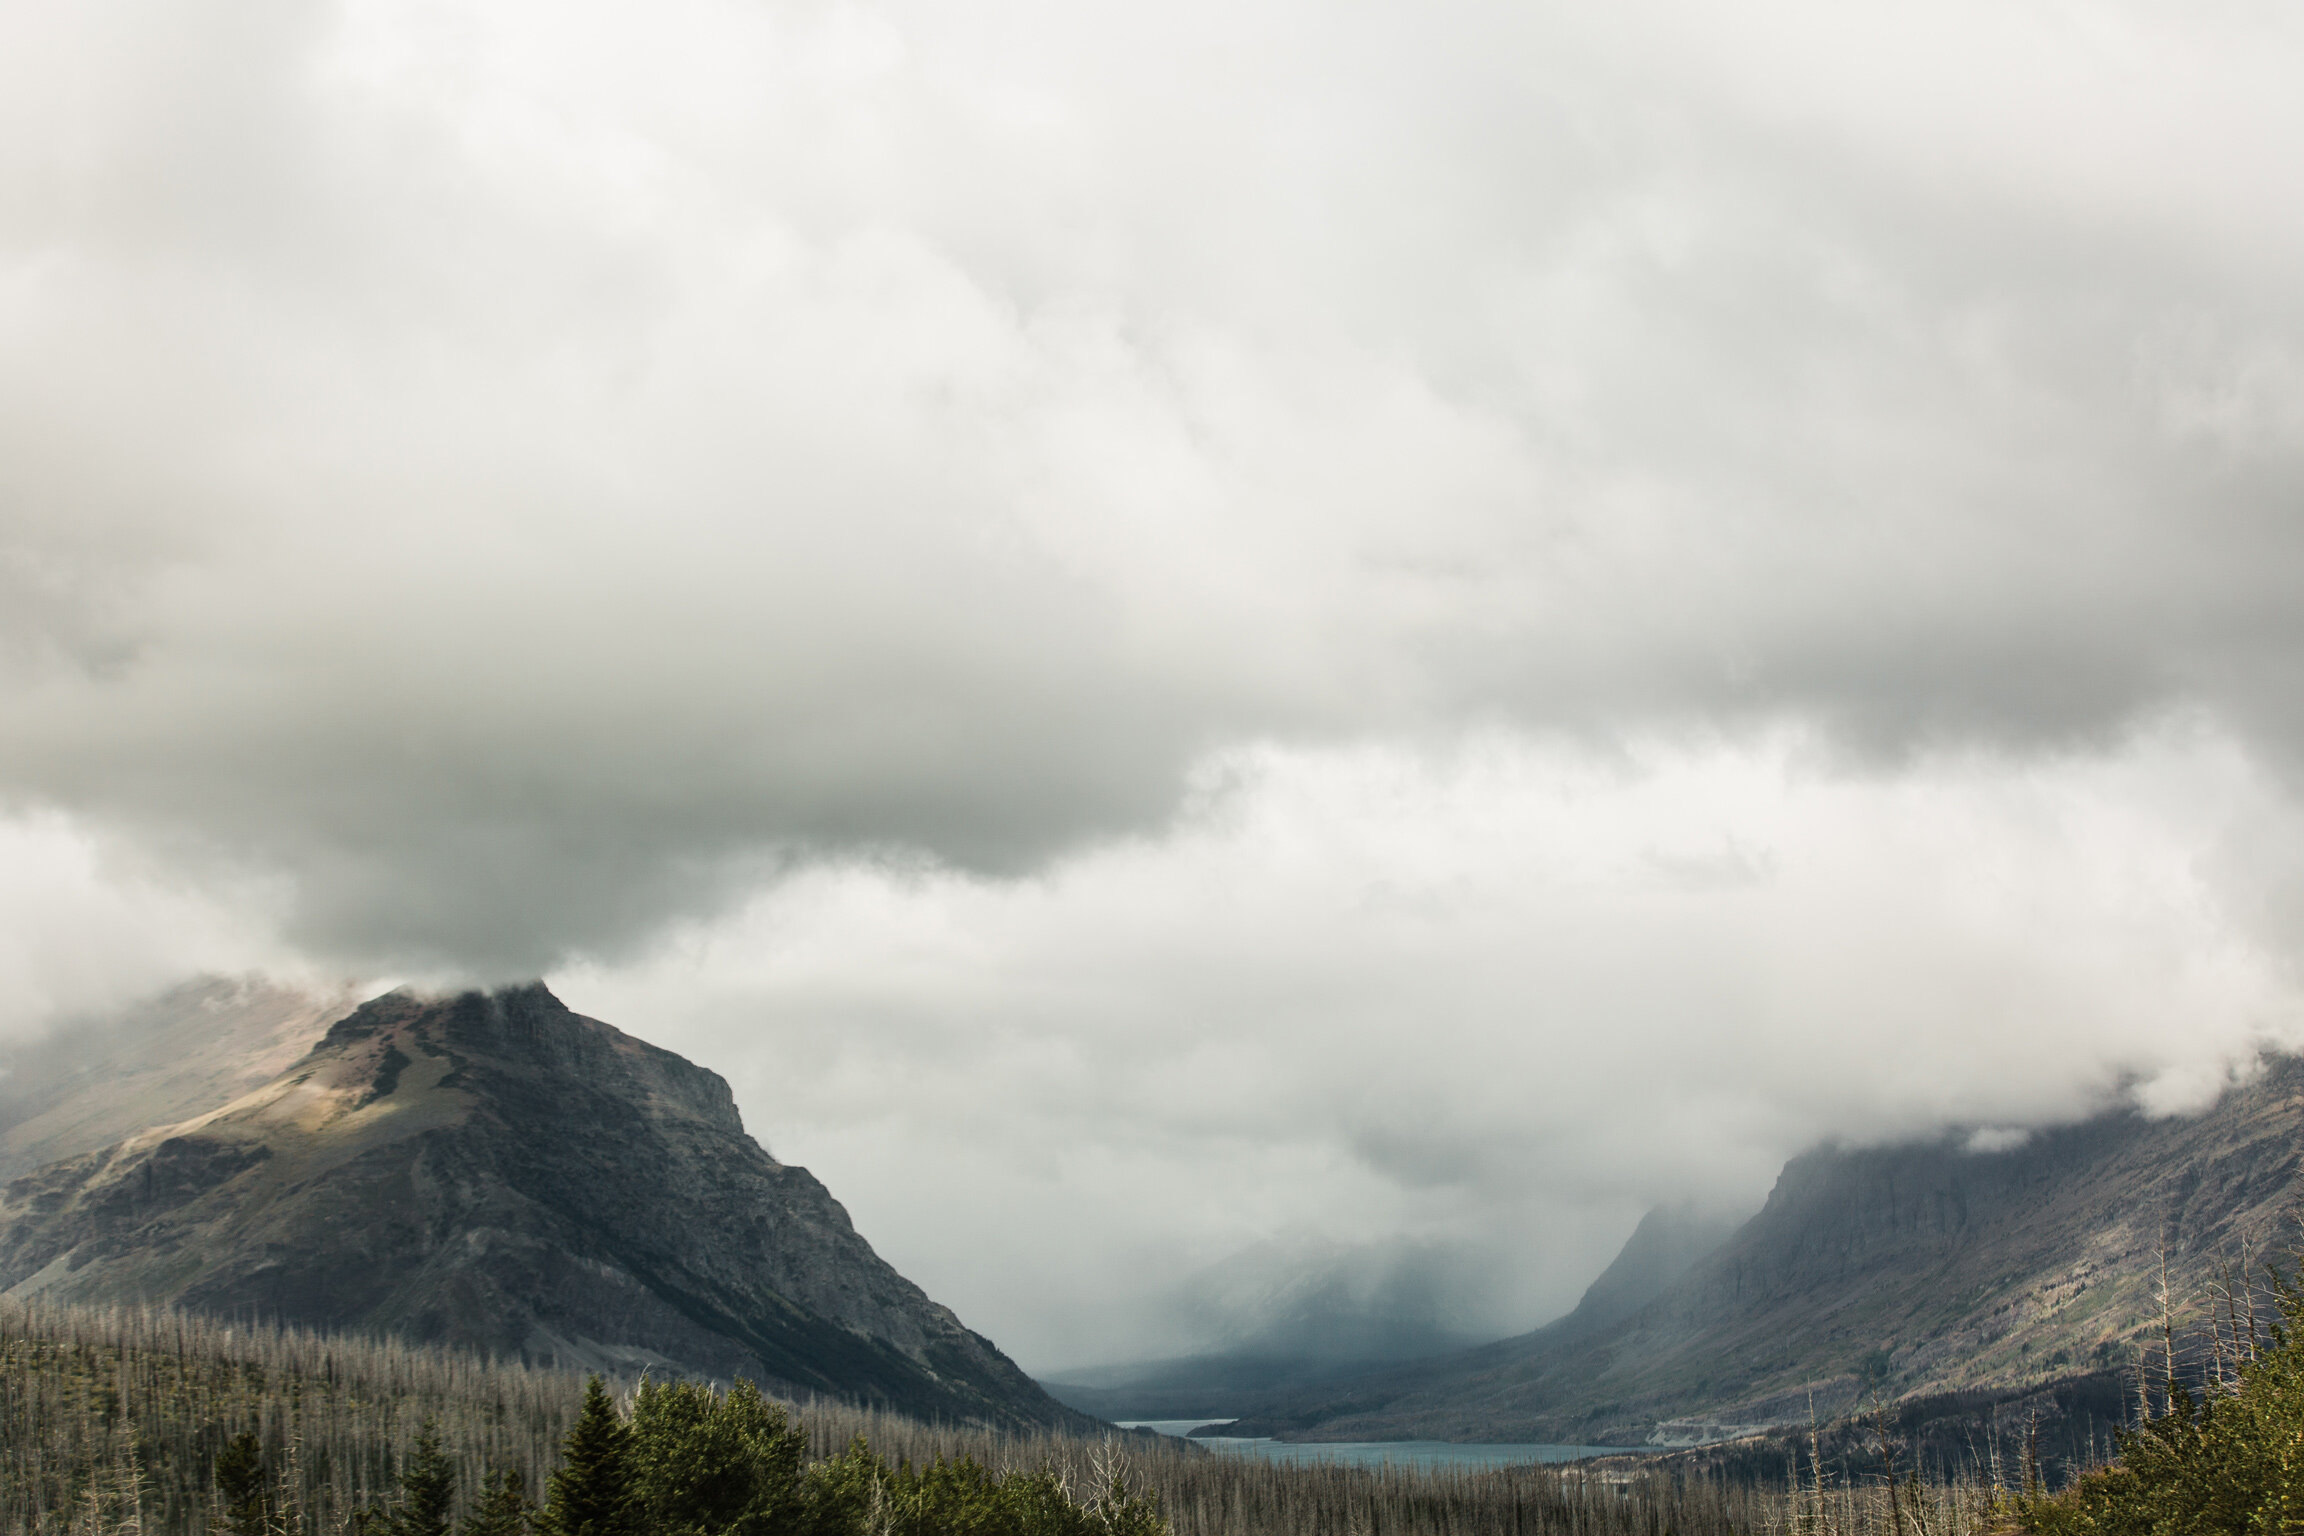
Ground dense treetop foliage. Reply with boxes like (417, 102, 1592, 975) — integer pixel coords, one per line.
(2020, 1269, 2304, 1536)
(338, 1375, 1168, 1536)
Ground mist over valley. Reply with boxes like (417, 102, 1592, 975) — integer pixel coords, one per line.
(9, 3, 2304, 1527)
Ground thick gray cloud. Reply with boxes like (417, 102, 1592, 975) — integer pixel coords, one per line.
(5, 0, 2304, 969)
(9, 0, 2304, 1370)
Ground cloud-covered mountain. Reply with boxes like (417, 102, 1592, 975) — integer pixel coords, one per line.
(1041, 1215, 1742, 1423)
(1217, 1057, 2304, 1445)
(0, 976, 350, 1181)
(0, 983, 1083, 1431)
(1166, 1234, 1504, 1363)
(8, 1, 2304, 1385)
(1038, 1234, 1504, 1420)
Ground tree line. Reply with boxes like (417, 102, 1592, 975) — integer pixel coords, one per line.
(216, 1376, 1167, 1536)
(35, 1290, 2198, 1536)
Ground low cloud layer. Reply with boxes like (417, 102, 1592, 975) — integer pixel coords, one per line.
(6, 0, 2304, 1368)
(558, 723, 2302, 1368)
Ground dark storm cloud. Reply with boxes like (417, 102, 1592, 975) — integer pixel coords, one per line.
(3, 0, 2303, 977)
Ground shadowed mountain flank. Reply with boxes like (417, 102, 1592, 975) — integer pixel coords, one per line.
(1217, 1059, 2304, 1444)
(1545, 1201, 1749, 1342)
(0, 983, 1086, 1431)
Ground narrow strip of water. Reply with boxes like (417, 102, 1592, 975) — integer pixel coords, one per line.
(1116, 1421, 1647, 1469)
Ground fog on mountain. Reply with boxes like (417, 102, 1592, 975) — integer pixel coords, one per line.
(9, 2, 2304, 1521)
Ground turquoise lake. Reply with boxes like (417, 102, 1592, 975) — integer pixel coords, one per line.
(1116, 1422, 1647, 1469)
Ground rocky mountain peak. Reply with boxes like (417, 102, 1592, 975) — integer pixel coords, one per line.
(314, 983, 746, 1140)
(0, 982, 1083, 1431)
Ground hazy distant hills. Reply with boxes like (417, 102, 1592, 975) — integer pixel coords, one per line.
(1217, 1059, 2304, 1444)
(1551, 1203, 1752, 1341)
(1038, 1220, 1728, 1423)
(0, 977, 353, 1182)
(16, 977, 2300, 1449)
(1172, 1233, 1503, 1363)
(0, 982, 1085, 1432)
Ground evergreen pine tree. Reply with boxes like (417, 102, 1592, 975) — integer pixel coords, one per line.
(630, 1377, 807, 1536)
(800, 1436, 888, 1536)
(541, 1376, 638, 1536)
(460, 1467, 537, 1536)
(2021, 1264, 2304, 1534)
(213, 1431, 270, 1536)
(394, 1418, 459, 1536)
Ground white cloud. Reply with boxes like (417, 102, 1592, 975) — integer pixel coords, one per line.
(557, 719, 2299, 1369)
(8, 0, 2304, 1370)
(0, 814, 290, 1041)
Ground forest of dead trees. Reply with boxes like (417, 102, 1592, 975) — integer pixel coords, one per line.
(2, 1289, 2286, 1536)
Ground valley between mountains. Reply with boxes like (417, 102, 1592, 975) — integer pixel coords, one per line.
(1128, 1064, 2304, 1447)
(3, 977, 2299, 1454)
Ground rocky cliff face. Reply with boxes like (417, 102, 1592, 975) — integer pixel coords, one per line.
(1546, 1201, 1749, 1340)
(0, 984, 1085, 1432)
(1217, 1057, 2304, 1444)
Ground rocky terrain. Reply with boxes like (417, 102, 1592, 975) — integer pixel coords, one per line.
(19, 977, 2297, 1451)
(0, 983, 1086, 1431)
(0, 976, 355, 1181)
(1215, 1058, 2304, 1445)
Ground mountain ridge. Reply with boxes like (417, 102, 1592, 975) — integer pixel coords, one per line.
(0, 977, 356, 1182)
(1215, 1055, 2304, 1444)
(0, 982, 1088, 1432)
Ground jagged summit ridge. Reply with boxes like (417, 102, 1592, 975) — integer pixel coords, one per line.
(317, 983, 748, 1139)
(0, 983, 1083, 1432)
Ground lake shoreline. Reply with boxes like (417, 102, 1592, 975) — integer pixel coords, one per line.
(1114, 1420, 1651, 1469)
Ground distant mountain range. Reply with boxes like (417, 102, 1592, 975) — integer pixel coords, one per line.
(1039, 1206, 1744, 1425)
(1208, 1059, 2304, 1446)
(1035, 1224, 1696, 1423)
(0, 981, 1085, 1432)
(1168, 1233, 1503, 1363)
(10, 977, 2297, 1451)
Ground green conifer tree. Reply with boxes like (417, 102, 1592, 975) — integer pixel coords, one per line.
(2021, 1265, 2304, 1535)
(394, 1419, 459, 1536)
(541, 1376, 639, 1536)
(460, 1467, 537, 1536)
(213, 1431, 270, 1536)
(630, 1377, 807, 1536)
(800, 1436, 888, 1536)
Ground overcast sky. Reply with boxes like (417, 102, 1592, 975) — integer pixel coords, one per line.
(6, 0, 2304, 1370)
